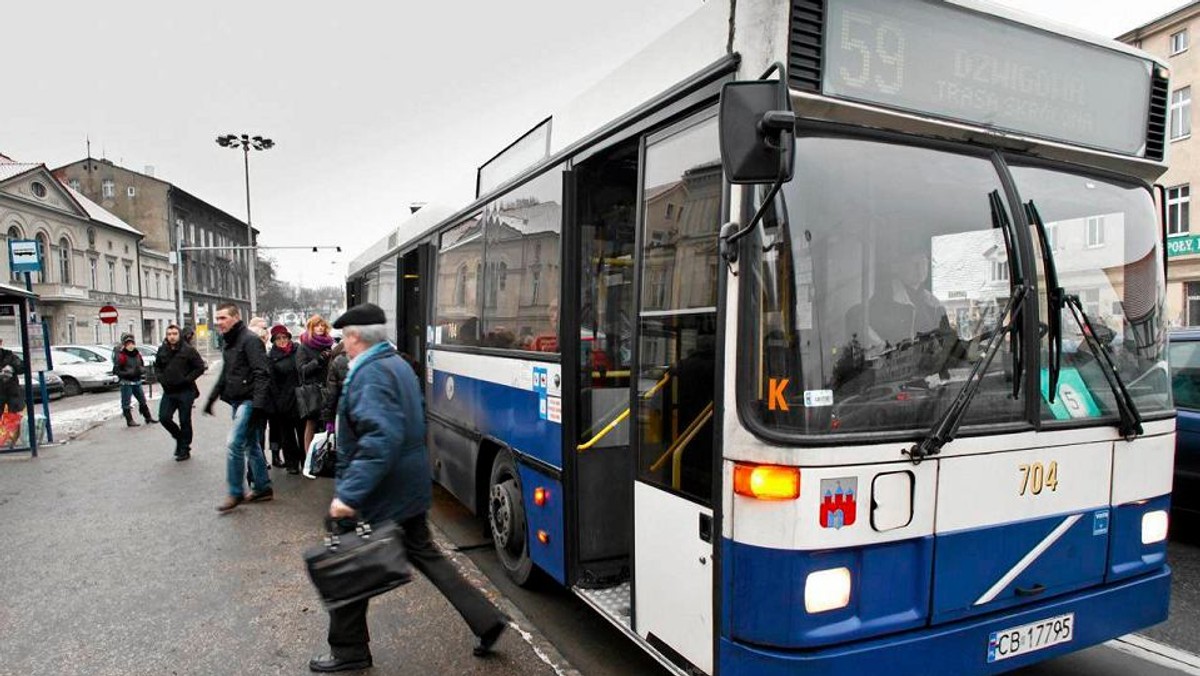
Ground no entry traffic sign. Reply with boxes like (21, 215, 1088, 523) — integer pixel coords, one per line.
(99, 305, 119, 324)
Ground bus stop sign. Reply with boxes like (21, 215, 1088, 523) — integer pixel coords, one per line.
(99, 305, 119, 324)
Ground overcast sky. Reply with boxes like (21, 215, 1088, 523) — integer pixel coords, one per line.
(0, 0, 1188, 287)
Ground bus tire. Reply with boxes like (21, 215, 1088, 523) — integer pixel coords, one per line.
(488, 449, 534, 586)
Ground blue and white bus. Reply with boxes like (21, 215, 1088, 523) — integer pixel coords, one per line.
(346, 0, 1175, 673)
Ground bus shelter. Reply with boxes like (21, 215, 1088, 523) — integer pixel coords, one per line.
(0, 282, 41, 457)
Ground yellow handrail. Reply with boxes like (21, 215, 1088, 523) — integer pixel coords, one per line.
(672, 404, 714, 489)
(649, 401, 714, 474)
(576, 372, 672, 451)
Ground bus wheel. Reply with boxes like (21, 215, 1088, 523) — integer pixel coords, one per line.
(489, 450, 533, 585)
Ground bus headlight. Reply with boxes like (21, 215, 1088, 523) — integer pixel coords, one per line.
(1142, 510, 1169, 545)
(804, 567, 851, 614)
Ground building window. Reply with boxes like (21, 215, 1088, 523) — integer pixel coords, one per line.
(1086, 216, 1105, 247)
(124, 264, 132, 294)
(7, 226, 21, 282)
(31, 182, 47, 198)
(58, 238, 71, 284)
(102, 180, 115, 198)
(1172, 29, 1189, 55)
(991, 259, 1009, 282)
(155, 272, 162, 298)
(1045, 223, 1059, 251)
(1172, 86, 1192, 140)
(34, 233, 47, 283)
(1169, 184, 1192, 236)
(1189, 282, 1200, 325)
(68, 179, 81, 192)
(126, 186, 136, 197)
(89, 258, 98, 289)
(66, 315, 76, 343)
(107, 260, 115, 291)
(87, 227, 96, 249)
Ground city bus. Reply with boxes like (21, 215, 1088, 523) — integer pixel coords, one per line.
(345, 0, 1175, 673)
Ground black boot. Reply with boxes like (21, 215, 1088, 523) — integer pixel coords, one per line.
(123, 409, 140, 427)
(139, 404, 157, 424)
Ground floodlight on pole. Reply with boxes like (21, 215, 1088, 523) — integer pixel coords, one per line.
(215, 133, 274, 317)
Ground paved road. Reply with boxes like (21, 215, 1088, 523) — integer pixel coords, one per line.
(0, 378, 561, 676)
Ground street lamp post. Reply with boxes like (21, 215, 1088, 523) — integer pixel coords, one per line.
(216, 133, 274, 317)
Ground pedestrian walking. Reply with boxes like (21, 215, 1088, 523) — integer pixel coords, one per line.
(203, 303, 273, 512)
(154, 324, 206, 461)
(309, 303, 508, 673)
(297, 314, 335, 453)
(250, 316, 282, 466)
(115, 334, 156, 427)
(0, 338, 25, 421)
(267, 324, 306, 475)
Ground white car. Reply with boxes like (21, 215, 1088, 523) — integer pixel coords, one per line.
(49, 349, 119, 395)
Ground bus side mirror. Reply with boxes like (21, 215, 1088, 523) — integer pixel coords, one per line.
(719, 79, 795, 184)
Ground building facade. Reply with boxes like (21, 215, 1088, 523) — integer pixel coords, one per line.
(53, 158, 255, 330)
(0, 158, 174, 345)
(1121, 3, 1200, 325)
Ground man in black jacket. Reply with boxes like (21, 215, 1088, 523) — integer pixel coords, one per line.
(155, 324, 206, 461)
(203, 303, 272, 511)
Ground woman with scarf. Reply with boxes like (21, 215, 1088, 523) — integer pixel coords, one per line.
(296, 314, 335, 453)
(266, 324, 305, 474)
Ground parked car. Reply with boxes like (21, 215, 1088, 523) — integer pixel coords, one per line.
(16, 370, 65, 402)
(1171, 329, 1200, 518)
(49, 349, 119, 395)
(53, 343, 158, 384)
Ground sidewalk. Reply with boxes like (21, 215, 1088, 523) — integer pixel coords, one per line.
(0, 379, 563, 676)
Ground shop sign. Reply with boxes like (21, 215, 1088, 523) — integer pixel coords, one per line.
(1167, 235, 1200, 258)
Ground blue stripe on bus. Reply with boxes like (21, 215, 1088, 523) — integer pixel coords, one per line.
(429, 369, 562, 469)
(724, 536, 933, 649)
(719, 565, 1170, 676)
(1106, 493, 1170, 583)
(518, 464, 566, 585)
(931, 510, 1109, 624)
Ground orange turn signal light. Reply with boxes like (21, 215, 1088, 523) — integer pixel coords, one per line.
(733, 464, 800, 500)
(537, 530, 550, 544)
(533, 487, 547, 507)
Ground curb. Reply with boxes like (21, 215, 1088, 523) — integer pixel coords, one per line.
(1108, 634, 1200, 675)
(429, 521, 581, 676)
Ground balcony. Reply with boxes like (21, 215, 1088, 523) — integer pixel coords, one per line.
(29, 283, 90, 302)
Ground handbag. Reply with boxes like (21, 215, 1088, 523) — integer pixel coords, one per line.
(304, 518, 413, 610)
(0, 405, 23, 447)
(303, 431, 337, 479)
(294, 382, 324, 419)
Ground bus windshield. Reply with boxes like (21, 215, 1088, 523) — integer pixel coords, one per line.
(740, 134, 1171, 439)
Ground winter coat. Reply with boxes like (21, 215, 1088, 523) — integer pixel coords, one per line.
(322, 342, 349, 425)
(0, 348, 24, 412)
(113, 347, 145, 382)
(266, 344, 301, 416)
(207, 320, 269, 409)
(335, 343, 430, 524)
(155, 340, 206, 395)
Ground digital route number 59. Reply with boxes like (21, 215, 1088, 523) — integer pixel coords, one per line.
(837, 9, 907, 94)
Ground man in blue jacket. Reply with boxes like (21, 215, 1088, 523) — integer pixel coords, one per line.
(310, 303, 508, 673)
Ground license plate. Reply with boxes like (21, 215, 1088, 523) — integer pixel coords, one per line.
(987, 613, 1074, 663)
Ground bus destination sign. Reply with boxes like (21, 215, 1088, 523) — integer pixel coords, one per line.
(822, 0, 1155, 157)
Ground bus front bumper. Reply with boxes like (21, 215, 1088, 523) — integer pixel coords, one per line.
(720, 565, 1170, 676)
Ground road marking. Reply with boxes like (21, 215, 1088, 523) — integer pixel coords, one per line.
(1108, 634, 1200, 675)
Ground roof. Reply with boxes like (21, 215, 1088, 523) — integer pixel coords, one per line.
(62, 185, 143, 236)
(0, 161, 40, 183)
(0, 282, 37, 300)
(1117, 0, 1200, 40)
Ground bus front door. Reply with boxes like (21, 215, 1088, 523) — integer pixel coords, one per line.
(631, 111, 721, 674)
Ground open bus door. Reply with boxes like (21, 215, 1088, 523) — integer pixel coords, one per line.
(397, 245, 430, 376)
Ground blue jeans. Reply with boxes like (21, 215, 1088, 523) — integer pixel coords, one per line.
(120, 381, 148, 411)
(226, 401, 270, 498)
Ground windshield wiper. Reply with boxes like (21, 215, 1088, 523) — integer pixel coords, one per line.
(904, 191, 1028, 464)
(905, 285, 1028, 464)
(1026, 201, 1142, 440)
(1063, 295, 1144, 439)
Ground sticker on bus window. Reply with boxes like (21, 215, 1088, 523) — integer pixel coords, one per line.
(1040, 368, 1100, 420)
(804, 390, 834, 407)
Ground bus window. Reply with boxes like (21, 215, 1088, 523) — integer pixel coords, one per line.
(1009, 164, 1172, 421)
(740, 135, 1026, 437)
(636, 114, 720, 502)
(433, 215, 484, 346)
(481, 166, 563, 351)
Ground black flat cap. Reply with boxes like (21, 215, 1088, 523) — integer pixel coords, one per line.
(333, 303, 387, 328)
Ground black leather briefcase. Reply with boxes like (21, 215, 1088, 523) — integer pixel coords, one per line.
(304, 518, 413, 609)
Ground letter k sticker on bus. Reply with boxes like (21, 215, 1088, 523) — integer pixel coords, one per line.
(820, 478, 858, 529)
